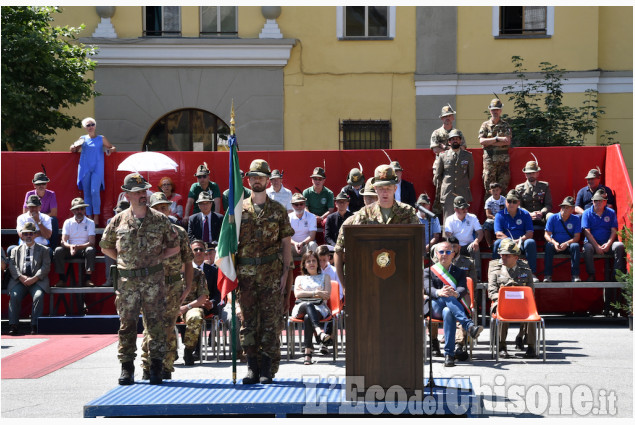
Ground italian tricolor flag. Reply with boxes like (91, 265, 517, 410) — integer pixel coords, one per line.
(216, 134, 243, 300)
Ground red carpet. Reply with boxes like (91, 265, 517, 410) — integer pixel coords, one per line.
(2, 334, 118, 379)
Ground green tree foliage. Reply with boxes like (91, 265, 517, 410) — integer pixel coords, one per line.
(612, 208, 633, 315)
(501, 56, 615, 147)
(1, 6, 98, 151)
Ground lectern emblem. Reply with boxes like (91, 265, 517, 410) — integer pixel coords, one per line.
(373, 250, 396, 280)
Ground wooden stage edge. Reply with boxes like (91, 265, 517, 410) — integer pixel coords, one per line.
(84, 377, 480, 418)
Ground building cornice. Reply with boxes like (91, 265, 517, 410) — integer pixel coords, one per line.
(80, 37, 297, 67)
(415, 71, 633, 96)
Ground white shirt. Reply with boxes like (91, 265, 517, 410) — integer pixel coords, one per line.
(289, 210, 317, 243)
(267, 184, 293, 211)
(395, 181, 402, 202)
(16, 212, 52, 246)
(62, 215, 96, 245)
(322, 263, 343, 300)
(444, 213, 482, 246)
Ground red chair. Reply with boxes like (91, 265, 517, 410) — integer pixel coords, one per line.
(492, 286, 546, 362)
(423, 277, 477, 364)
(287, 282, 341, 361)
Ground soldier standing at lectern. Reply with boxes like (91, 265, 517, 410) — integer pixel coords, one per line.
(334, 164, 419, 291)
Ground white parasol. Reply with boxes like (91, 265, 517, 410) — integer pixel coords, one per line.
(117, 152, 178, 173)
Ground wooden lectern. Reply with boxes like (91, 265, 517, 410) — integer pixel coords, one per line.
(344, 224, 423, 399)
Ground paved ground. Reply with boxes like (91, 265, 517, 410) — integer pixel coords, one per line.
(1, 316, 633, 419)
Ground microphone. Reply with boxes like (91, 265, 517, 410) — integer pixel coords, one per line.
(416, 204, 436, 219)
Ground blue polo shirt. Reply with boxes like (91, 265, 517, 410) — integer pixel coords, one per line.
(545, 212, 581, 244)
(575, 184, 615, 211)
(418, 215, 441, 246)
(494, 207, 534, 239)
(581, 207, 618, 244)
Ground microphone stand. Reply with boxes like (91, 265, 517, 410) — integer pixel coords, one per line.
(417, 205, 436, 390)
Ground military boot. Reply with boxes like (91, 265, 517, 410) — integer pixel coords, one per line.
(118, 361, 134, 385)
(259, 354, 273, 384)
(242, 356, 260, 385)
(149, 358, 163, 385)
(184, 348, 195, 366)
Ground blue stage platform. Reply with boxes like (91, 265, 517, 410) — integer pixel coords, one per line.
(84, 377, 480, 417)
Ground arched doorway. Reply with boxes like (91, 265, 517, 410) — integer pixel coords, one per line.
(143, 108, 230, 151)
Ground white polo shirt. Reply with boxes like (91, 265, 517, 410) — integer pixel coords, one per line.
(62, 215, 96, 245)
(444, 213, 482, 246)
(267, 184, 293, 211)
(16, 212, 52, 246)
(289, 210, 317, 243)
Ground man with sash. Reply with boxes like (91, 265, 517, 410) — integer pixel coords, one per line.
(424, 240, 483, 367)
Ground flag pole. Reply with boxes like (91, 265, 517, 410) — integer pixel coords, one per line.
(230, 102, 238, 385)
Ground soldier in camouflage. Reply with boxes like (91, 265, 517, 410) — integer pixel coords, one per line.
(430, 105, 466, 215)
(179, 265, 210, 365)
(515, 160, 553, 225)
(487, 238, 536, 359)
(334, 164, 419, 290)
(237, 159, 294, 385)
(100, 173, 179, 386)
(479, 98, 513, 194)
(140, 192, 193, 379)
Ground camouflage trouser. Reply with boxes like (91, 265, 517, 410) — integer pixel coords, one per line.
(483, 158, 510, 194)
(141, 278, 182, 372)
(183, 307, 205, 349)
(237, 260, 283, 373)
(116, 273, 166, 363)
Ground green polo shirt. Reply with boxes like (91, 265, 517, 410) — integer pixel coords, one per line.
(188, 182, 221, 214)
(302, 186, 334, 216)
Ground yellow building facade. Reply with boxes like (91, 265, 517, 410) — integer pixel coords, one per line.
(49, 6, 632, 172)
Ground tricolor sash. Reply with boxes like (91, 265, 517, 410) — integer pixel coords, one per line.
(431, 263, 471, 317)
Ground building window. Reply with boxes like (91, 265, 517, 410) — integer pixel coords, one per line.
(200, 6, 237, 36)
(340, 120, 392, 150)
(143, 109, 230, 152)
(337, 6, 396, 40)
(144, 6, 181, 37)
(493, 6, 554, 38)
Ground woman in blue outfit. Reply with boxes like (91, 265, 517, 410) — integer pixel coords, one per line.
(70, 117, 116, 226)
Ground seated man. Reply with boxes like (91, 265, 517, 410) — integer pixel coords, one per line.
(324, 192, 352, 246)
(178, 265, 210, 366)
(339, 167, 365, 213)
(289, 193, 319, 256)
(515, 160, 553, 226)
(266, 169, 293, 213)
(575, 168, 616, 214)
(188, 192, 223, 243)
(7, 222, 51, 335)
(302, 167, 334, 225)
(423, 240, 483, 367)
(53, 198, 96, 287)
(184, 163, 221, 221)
(429, 236, 477, 360)
(581, 189, 625, 281)
(23, 171, 59, 249)
(222, 169, 251, 211)
(544, 196, 581, 282)
(13, 195, 53, 256)
(493, 190, 539, 282)
(391, 160, 417, 208)
(488, 238, 536, 358)
(360, 177, 378, 206)
(444, 196, 483, 281)
(483, 182, 506, 247)
(416, 193, 441, 254)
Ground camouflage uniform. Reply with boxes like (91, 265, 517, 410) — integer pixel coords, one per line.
(182, 268, 210, 349)
(515, 181, 552, 224)
(141, 224, 193, 373)
(100, 206, 177, 363)
(334, 201, 419, 252)
(487, 258, 535, 350)
(237, 196, 294, 374)
(433, 148, 475, 221)
(479, 118, 512, 193)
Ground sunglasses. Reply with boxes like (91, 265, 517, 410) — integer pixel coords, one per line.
(311, 177, 324, 181)
(293, 202, 305, 206)
(197, 175, 209, 179)
(437, 250, 453, 255)
(85, 123, 95, 127)
(507, 200, 519, 204)
(75, 207, 86, 211)
(22, 232, 35, 236)
(193, 248, 205, 253)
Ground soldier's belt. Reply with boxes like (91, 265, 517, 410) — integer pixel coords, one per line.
(165, 272, 182, 284)
(118, 263, 163, 278)
(237, 253, 278, 266)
